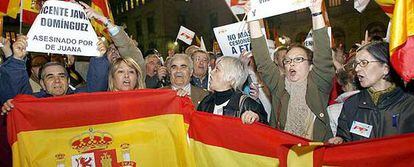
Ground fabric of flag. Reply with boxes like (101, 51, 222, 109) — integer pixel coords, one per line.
(176, 26, 195, 45)
(21, 0, 42, 24)
(91, 0, 114, 41)
(375, 0, 395, 17)
(0, 0, 20, 18)
(387, 0, 414, 82)
(8, 90, 195, 166)
(7, 89, 414, 166)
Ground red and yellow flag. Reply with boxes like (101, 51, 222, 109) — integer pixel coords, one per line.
(91, 0, 114, 40)
(21, 0, 42, 24)
(376, 0, 414, 81)
(7, 89, 414, 166)
(8, 90, 195, 166)
(0, 0, 20, 18)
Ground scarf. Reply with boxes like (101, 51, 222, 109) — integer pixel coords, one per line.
(284, 79, 315, 140)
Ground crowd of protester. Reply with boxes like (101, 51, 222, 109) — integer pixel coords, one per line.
(0, 0, 414, 166)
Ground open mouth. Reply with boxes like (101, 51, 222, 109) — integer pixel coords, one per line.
(357, 74, 364, 81)
(288, 69, 297, 76)
(123, 80, 131, 86)
(175, 72, 184, 77)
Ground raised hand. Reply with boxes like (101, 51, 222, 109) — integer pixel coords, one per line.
(97, 38, 107, 57)
(12, 35, 28, 60)
(79, 1, 107, 23)
(309, 0, 323, 14)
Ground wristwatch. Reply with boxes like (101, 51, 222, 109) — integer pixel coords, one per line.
(311, 11, 323, 17)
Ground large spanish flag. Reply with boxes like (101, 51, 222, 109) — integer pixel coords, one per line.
(8, 90, 195, 166)
(0, 0, 20, 18)
(376, 0, 414, 81)
(7, 89, 414, 166)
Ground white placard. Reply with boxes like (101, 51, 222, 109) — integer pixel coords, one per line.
(247, 0, 310, 21)
(26, 1, 99, 56)
(213, 21, 251, 57)
(225, 0, 246, 15)
(176, 26, 195, 45)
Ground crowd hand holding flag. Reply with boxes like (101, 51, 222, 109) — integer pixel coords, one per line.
(241, 110, 260, 124)
(175, 88, 190, 98)
(79, 1, 115, 29)
(0, 37, 13, 58)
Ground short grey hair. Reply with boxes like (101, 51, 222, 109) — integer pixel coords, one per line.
(167, 54, 194, 72)
(145, 54, 161, 64)
(217, 56, 248, 90)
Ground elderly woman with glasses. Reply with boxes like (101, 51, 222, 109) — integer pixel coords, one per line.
(328, 42, 414, 144)
(248, 0, 334, 141)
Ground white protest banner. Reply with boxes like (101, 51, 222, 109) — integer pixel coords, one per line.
(176, 26, 195, 45)
(247, 0, 310, 21)
(225, 0, 246, 15)
(214, 21, 251, 57)
(26, 1, 100, 56)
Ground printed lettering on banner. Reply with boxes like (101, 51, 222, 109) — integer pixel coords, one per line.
(247, 0, 310, 21)
(213, 21, 253, 57)
(176, 26, 195, 45)
(26, 0, 100, 56)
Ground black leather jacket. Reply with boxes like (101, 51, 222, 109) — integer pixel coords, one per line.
(197, 90, 268, 124)
(337, 87, 414, 142)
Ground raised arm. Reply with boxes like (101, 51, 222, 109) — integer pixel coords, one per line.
(80, 1, 146, 75)
(0, 35, 32, 104)
(309, 0, 334, 93)
(249, 20, 282, 92)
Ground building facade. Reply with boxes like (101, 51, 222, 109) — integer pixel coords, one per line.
(112, 0, 388, 55)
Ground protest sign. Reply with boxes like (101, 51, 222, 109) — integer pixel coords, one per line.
(214, 21, 252, 57)
(176, 26, 195, 45)
(214, 21, 266, 57)
(26, 0, 100, 56)
(225, 0, 246, 15)
(247, 0, 310, 21)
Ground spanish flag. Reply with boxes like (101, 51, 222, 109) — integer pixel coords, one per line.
(8, 90, 414, 166)
(21, 0, 42, 24)
(376, 0, 414, 81)
(91, 0, 114, 40)
(8, 90, 195, 166)
(0, 0, 20, 18)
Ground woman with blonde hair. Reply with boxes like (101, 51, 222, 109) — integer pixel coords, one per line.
(108, 57, 145, 91)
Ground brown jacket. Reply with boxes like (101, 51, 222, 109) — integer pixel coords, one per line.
(162, 85, 209, 109)
(251, 27, 334, 141)
(111, 28, 146, 75)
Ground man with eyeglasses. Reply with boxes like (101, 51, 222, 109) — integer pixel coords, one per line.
(190, 50, 210, 89)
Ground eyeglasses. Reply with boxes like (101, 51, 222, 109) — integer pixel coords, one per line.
(282, 57, 310, 66)
(352, 60, 381, 68)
